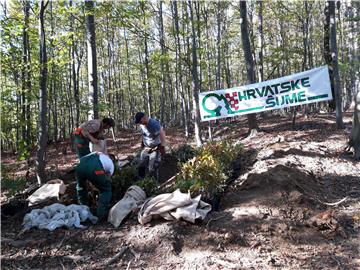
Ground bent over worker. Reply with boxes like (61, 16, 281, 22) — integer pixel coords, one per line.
(76, 152, 115, 221)
(134, 112, 166, 179)
(73, 118, 115, 158)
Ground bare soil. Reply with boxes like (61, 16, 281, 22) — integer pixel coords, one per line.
(1, 112, 360, 270)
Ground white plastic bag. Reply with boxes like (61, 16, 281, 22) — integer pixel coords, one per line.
(22, 203, 98, 231)
(27, 179, 66, 206)
(90, 139, 107, 154)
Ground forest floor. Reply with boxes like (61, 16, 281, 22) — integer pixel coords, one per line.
(1, 111, 360, 270)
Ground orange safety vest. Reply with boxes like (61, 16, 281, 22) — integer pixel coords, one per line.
(73, 128, 83, 136)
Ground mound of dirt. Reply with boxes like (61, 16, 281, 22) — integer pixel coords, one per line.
(240, 164, 325, 207)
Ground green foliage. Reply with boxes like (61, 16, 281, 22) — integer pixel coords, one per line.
(171, 144, 197, 164)
(111, 165, 138, 199)
(175, 153, 227, 197)
(17, 140, 30, 161)
(136, 176, 158, 197)
(174, 141, 243, 198)
(1, 176, 27, 196)
(198, 141, 243, 175)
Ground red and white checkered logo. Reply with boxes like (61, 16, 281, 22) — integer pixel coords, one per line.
(225, 92, 239, 110)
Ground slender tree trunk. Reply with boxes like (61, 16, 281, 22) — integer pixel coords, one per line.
(105, 14, 113, 119)
(36, 0, 49, 185)
(223, 20, 231, 88)
(52, 72, 58, 141)
(257, 1, 264, 82)
(216, 1, 221, 90)
(144, 36, 152, 117)
(183, 1, 192, 130)
(140, 2, 152, 117)
(203, 4, 213, 91)
(344, 2, 357, 111)
(172, 1, 189, 136)
(49, 1, 58, 142)
(159, 0, 166, 124)
(124, 29, 134, 119)
(240, 1, 259, 133)
(85, 0, 98, 119)
(195, 2, 203, 94)
(324, 2, 336, 111)
(203, 4, 214, 139)
(350, 88, 360, 160)
(188, 1, 202, 147)
(21, 1, 29, 143)
(69, 0, 80, 127)
(329, 1, 345, 129)
(21, 0, 32, 145)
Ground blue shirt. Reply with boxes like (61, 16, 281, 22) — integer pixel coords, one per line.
(140, 118, 161, 148)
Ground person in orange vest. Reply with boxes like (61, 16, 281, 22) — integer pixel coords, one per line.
(73, 118, 115, 159)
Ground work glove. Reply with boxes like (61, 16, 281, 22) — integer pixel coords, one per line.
(158, 145, 166, 156)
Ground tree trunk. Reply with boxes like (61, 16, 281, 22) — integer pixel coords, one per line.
(216, 1, 221, 90)
(124, 29, 134, 121)
(329, 1, 345, 129)
(188, 1, 202, 147)
(159, 0, 166, 124)
(324, 2, 336, 111)
(350, 88, 360, 160)
(36, 0, 49, 185)
(203, 3, 213, 91)
(70, 0, 80, 127)
(257, 1, 264, 82)
(21, 0, 32, 145)
(141, 2, 152, 117)
(240, 1, 259, 133)
(49, 1, 58, 142)
(85, 0, 98, 119)
(172, 1, 189, 136)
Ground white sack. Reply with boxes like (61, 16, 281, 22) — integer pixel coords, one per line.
(138, 189, 211, 225)
(90, 139, 107, 154)
(22, 203, 98, 231)
(28, 179, 66, 206)
(108, 185, 146, 227)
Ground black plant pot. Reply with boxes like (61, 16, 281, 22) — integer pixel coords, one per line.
(203, 193, 221, 211)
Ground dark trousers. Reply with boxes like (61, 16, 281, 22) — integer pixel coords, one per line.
(76, 153, 112, 219)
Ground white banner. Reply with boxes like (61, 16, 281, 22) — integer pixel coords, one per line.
(199, 66, 332, 121)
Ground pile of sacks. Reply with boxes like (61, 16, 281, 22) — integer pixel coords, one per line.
(23, 185, 212, 231)
(109, 187, 212, 227)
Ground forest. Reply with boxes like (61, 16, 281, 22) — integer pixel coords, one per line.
(2, 0, 359, 158)
(1, 1, 360, 269)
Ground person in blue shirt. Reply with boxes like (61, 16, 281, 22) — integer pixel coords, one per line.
(134, 112, 166, 179)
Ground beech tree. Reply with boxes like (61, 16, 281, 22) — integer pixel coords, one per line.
(36, 0, 49, 184)
(240, 0, 259, 134)
(85, 0, 99, 119)
(328, 1, 344, 129)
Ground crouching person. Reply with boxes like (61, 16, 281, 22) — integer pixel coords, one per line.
(134, 112, 166, 179)
(76, 152, 116, 222)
